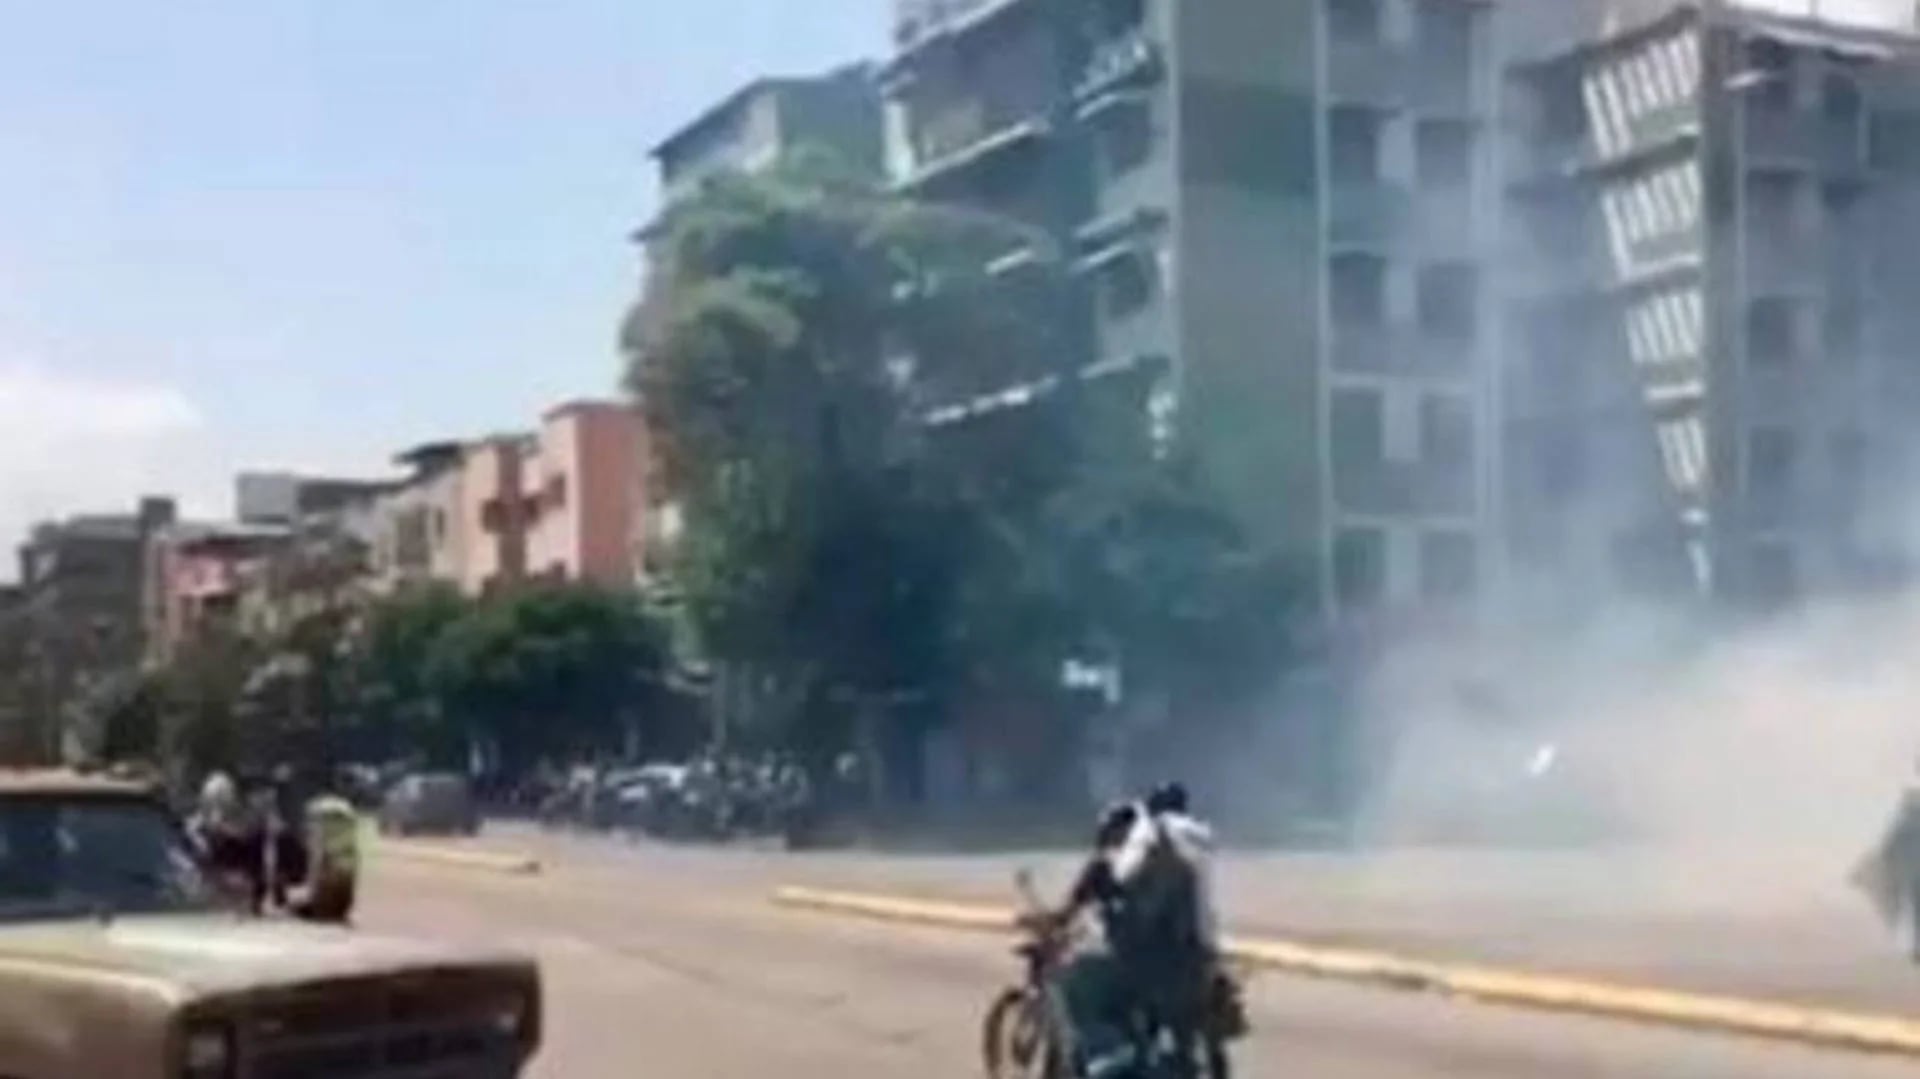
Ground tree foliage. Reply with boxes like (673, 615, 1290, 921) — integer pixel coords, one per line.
(624, 155, 1301, 779)
(624, 155, 1065, 730)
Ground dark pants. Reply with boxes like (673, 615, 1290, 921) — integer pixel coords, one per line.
(1058, 948, 1135, 1077)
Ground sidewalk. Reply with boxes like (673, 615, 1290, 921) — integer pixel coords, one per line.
(782, 846, 1920, 1016)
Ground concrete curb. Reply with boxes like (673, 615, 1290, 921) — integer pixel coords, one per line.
(771, 885, 1920, 1058)
(378, 840, 542, 876)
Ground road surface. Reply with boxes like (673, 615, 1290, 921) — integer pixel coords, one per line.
(362, 835, 1920, 1078)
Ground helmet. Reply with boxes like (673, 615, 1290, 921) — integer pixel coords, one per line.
(1145, 781, 1189, 816)
(1096, 801, 1139, 847)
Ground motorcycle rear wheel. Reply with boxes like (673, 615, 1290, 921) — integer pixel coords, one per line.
(982, 986, 1060, 1079)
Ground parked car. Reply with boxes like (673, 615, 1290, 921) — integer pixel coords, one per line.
(379, 772, 480, 837)
(0, 768, 540, 1077)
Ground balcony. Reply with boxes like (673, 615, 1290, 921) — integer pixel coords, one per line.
(1078, 31, 1163, 104)
(892, 0, 1033, 58)
(898, 113, 1053, 191)
(1511, 106, 1700, 184)
(1329, 180, 1411, 251)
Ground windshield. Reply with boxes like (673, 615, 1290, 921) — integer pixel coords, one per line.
(0, 796, 213, 920)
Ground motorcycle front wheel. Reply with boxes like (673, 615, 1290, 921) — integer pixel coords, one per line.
(982, 986, 1060, 1079)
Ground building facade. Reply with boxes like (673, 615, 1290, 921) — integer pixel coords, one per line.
(144, 521, 288, 664)
(523, 401, 646, 587)
(883, 0, 1500, 635)
(371, 442, 469, 593)
(651, 64, 883, 212)
(1501, 0, 1920, 609)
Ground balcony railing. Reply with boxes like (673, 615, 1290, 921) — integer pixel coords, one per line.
(899, 113, 1053, 190)
(1078, 31, 1163, 103)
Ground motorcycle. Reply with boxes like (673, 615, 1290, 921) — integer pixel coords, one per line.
(981, 870, 1239, 1079)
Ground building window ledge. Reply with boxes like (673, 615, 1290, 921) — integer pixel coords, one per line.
(896, 116, 1053, 190)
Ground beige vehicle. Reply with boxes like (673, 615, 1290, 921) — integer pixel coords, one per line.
(0, 770, 540, 1078)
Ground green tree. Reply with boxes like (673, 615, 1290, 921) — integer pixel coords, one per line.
(623, 154, 1065, 760)
(353, 582, 468, 761)
(420, 584, 671, 772)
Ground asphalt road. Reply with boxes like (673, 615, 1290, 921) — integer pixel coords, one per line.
(361, 835, 1920, 1078)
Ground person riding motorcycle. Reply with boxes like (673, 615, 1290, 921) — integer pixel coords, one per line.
(1045, 783, 1222, 1077)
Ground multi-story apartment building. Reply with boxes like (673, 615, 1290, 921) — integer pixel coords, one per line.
(651, 63, 881, 205)
(1501, 0, 1920, 609)
(10, 498, 176, 759)
(885, 0, 1499, 632)
(523, 401, 647, 587)
(370, 441, 470, 593)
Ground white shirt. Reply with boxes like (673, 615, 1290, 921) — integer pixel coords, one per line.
(1109, 806, 1220, 950)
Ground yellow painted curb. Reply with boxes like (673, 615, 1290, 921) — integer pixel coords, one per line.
(378, 839, 542, 876)
(772, 886, 1920, 1058)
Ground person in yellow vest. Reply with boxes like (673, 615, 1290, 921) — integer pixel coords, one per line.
(294, 793, 360, 924)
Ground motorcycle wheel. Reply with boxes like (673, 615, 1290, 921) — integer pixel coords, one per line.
(982, 986, 1058, 1079)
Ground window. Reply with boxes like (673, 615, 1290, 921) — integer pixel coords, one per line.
(1416, 262, 1478, 340)
(1330, 253, 1386, 328)
(1419, 530, 1476, 600)
(1415, 0, 1474, 65)
(1747, 426, 1795, 492)
(1746, 298, 1797, 369)
(1328, 0, 1381, 44)
(1418, 392, 1473, 469)
(546, 475, 570, 512)
(1334, 527, 1388, 608)
(1329, 106, 1381, 185)
(1743, 38, 1793, 111)
(1415, 120, 1473, 187)
(1331, 387, 1385, 473)
(481, 498, 511, 533)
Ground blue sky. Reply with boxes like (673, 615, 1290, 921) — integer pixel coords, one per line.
(0, 0, 886, 547)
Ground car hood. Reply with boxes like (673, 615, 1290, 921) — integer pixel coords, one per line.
(0, 913, 529, 1000)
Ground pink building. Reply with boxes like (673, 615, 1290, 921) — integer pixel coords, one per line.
(144, 524, 286, 663)
(369, 401, 646, 597)
(458, 436, 531, 596)
(523, 401, 645, 587)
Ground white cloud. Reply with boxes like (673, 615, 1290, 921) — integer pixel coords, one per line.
(0, 362, 223, 564)
(0, 363, 201, 440)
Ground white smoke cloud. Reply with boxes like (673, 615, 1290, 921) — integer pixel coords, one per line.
(0, 361, 222, 565)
